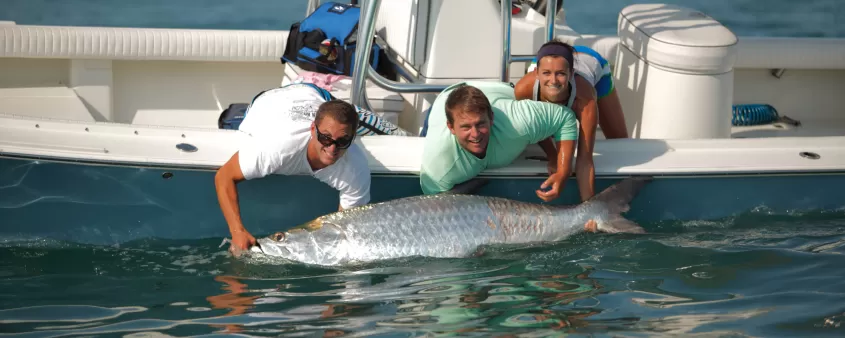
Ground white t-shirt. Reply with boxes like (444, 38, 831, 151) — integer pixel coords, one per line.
(236, 84, 371, 209)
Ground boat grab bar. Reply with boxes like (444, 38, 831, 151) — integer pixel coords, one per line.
(349, 0, 450, 112)
(501, 0, 559, 81)
(351, 0, 561, 110)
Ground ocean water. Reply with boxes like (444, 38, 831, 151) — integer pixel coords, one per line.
(3, 210, 845, 337)
(2, 0, 845, 337)
(2, 0, 844, 38)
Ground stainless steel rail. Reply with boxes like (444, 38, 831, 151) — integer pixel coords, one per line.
(349, 0, 380, 110)
(349, 0, 562, 110)
(545, 0, 558, 42)
(503, 0, 559, 78)
(500, 0, 513, 82)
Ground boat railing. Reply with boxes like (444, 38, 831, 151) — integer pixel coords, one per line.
(349, 0, 560, 111)
(350, 0, 448, 112)
(305, 0, 320, 16)
(503, 0, 558, 81)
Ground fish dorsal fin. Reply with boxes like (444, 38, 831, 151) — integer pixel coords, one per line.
(442, 178, 490, 195)
(587, 176, 653, 214)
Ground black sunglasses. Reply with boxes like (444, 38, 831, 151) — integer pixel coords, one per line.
(315, 125, 355, 149)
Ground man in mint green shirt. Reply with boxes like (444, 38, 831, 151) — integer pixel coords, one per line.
(420, 81, 579, 202)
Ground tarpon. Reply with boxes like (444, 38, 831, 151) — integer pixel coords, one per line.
(249, 176, 652, 266)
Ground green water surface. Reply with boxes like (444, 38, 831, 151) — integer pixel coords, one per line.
(2, 210, 845, 337)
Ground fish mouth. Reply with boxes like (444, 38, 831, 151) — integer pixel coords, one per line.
(248, 243, 264, 254)
(252, 238, 291, 257)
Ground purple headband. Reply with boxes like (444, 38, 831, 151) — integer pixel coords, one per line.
(536, 44, 574, 71)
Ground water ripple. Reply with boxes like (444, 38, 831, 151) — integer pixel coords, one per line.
(0, 305, 146, 323)
(3, 214, 845, 336)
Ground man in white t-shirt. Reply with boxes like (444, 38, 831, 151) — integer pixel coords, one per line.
(214, 84, 371, 252)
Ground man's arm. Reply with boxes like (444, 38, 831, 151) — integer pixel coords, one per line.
(214, 152, 256, 251)
(504, 98, 579, 202)
(540, 103, 580, 201)
(419, 133, 459, 195)
(537, 139, 576, 202)
(420, 169, 453, 195)
(216, 137, 290, 251)
(505, 99, 578, 145)
(538, 137, 559, 174)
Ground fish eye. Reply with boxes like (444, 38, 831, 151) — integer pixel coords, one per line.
(271, 232, 286, 242)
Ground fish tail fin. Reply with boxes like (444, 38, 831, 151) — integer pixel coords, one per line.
(590, 176, 653, 234)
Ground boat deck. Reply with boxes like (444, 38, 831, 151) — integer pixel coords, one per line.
(591, 117, 845, 140)
(1, 112, 844, 178)
(730, 118, 845, 139)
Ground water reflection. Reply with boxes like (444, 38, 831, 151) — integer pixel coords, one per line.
(199, 262, 612, 336)
(4, 212, 845, 337)
(206, 276, 260, 333)
(205, 274, 385, 337)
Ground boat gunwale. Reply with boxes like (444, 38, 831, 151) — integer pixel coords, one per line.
(3, 112, 845, 179)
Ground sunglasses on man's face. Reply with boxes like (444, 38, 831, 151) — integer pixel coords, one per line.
(315, 125, 355, 149)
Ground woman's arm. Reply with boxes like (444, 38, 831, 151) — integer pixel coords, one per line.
(514, 71, 537, 100)
(573, 77, 598, 201)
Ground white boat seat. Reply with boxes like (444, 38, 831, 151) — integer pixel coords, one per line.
(130, 108, 222, 129)
(281, 64, 404, 126)
(0, 86, 95, 122)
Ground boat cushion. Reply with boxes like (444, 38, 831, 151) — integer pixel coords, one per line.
(0, 24, 287, 61)
(618, 4, 738, 74)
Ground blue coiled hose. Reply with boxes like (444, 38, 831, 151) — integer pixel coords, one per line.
(731, 104, 780, 126)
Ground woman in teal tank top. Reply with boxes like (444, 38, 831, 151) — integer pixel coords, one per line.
(517, 41, 629, 140)
(514, 40, 629, 202)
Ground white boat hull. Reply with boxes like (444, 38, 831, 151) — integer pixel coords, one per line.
(2, 1, 845, 243)
(3, 154, 844, 245)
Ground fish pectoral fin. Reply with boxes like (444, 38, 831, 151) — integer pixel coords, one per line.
(444, 178, 490, 195)
(598, 216, 646, 234)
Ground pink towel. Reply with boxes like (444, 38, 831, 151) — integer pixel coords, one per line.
(293, 71, 350, 91)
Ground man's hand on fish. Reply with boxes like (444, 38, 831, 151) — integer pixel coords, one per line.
(231, 229, 257, 252)
(584, 219, 598, 233)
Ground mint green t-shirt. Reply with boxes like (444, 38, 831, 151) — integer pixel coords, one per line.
(420, 81, 578, 195)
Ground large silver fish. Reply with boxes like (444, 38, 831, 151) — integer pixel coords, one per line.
(249, 176, 652, 266)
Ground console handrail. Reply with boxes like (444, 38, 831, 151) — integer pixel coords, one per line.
(350, 0, 561, 110)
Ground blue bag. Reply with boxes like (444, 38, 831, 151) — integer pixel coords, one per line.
(281, 2, 381, 76)
(218, 103, 249, 130)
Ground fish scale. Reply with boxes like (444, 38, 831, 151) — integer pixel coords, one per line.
(327, 195, 502, 262)
(253, 177, 652, 266)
